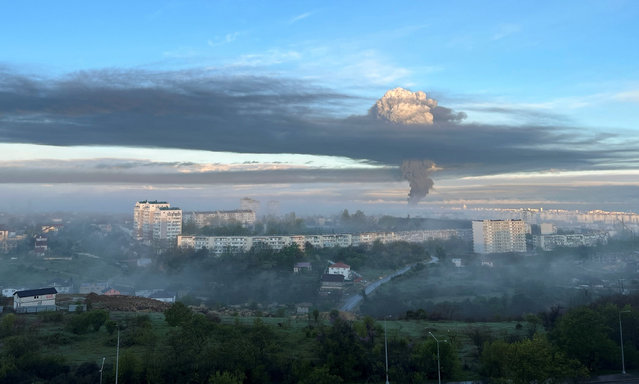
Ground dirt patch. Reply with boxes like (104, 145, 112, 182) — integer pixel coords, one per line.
(82, 293, 170, 312)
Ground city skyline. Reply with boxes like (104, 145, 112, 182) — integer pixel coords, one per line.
(1, 1, 638, 213)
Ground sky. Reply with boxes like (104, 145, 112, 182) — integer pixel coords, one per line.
(1, 0, 638, 214)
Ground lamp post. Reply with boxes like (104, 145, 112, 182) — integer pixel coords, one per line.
(619, 310, 631, 375)
(99, 357, 105, 384)
(429, 332, 442, 384)
(385, 319, 390, 384)
(115, 325, 120, 384)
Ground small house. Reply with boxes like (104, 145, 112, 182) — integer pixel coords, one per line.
(293, 262, 312, 273)
(150, 290, 176, 303)
(320, 274, 345, 295)
(328, 262, 350, 279)
(13, 287, 57, 310)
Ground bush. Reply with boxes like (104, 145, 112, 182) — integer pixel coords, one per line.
(38, 311, 64, 323)
(165, 302, 193, 326)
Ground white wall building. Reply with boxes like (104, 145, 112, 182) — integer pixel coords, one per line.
(178, 228, 469, 255)
(13, 287, 57, 310)
(134, 200, 182, 241)
(328, 262, 351, 279)
(185, 210, 256, 227)
(533, 233, 608, 251)
(472, 219, 527, 254)
(540, 223, 556, 235)
(153, 207, 182, 241)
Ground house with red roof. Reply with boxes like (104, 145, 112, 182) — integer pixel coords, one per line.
(328, 262, 351, 280)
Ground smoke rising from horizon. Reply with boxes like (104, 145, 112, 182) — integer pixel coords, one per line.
(401, 160, 436, 204)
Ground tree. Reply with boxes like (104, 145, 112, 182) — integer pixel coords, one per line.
(299, 366, 343, 384)
(551, 306, 618, 371)
(208, 371, 244, 384)
(481, 334, 588, 383)
(164, 302, 193, 327)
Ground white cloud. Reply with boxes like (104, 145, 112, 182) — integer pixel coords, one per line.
(613, 90, 639, 104)
(493, 23, 522, 40)
(290, 12, 312, 24)
(208, 32, 241, 47)
(233, 49, 302, 66)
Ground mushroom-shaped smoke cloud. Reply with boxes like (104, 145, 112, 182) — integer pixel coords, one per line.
(371, 87, 438, 125)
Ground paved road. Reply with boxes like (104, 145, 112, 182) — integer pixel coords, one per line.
(340, 256, 439, 312)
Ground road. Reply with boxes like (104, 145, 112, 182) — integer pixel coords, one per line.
(340, 256, 439, 312)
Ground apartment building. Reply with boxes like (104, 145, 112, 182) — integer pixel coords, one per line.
(134, 200, 182, 241)
(472, 219, 527, 254)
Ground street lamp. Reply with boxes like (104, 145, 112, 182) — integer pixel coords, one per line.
(115, 325, 120, 384)
(99, 357, 105, 384)
(619, 309, 631, 375)
(385, 318, 390, 384)
(429, 332, 443, 384)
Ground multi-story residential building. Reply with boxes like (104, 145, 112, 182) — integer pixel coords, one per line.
(153, 207, 182, 241)
(185, 210, 256, 227)
(533, 233, 608, 251)
(472, 219, 527, 254)
(177, 228, 468, 255)
(134, 200, 182, 241)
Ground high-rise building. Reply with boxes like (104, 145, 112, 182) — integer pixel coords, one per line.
(134, 200, 182, 241)
(240, 197, 260, 213)
(472, 219, 527, 254)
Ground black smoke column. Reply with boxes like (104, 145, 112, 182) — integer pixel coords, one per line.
(401, 159, 436, 204)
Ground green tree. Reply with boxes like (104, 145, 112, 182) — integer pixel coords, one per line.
(164, 301, 193, 327)
(551, 306, 618, 371)
(87, 310, 108, 331)
(208, 371, 244, 384)
(481, 334, 588, 383)
(117, 350, 142, 384)
(299, 366, 343, 384)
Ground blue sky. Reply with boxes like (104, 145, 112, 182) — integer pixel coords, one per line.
(0, 1, 638, 213)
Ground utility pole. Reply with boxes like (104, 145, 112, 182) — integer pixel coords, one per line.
(620, 310, 631, 374)
(385, 319, 390, 384)
(115, 326, 120, 384)
(429, 332, 442, 384)
(99, 357, 105, 384)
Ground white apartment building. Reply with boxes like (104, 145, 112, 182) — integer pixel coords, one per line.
(177, 229, 466, 255)
(153, 207, 182, 240)
(134, 200, 182, 241)
(533, 233, 608, 251)
(185, 210, 256, 227)
(472, 219, 527, 254)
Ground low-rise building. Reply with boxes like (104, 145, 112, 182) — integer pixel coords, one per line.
(533, 233, 608, 251)
(319, 274, 345, 295)
(328, 262, 351, 279)
(34, 236, 48, 255)
(13, 287, 57, 310)
(293, 262, 312, 273)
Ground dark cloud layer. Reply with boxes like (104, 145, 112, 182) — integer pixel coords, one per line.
(1, 67, 636, 177)
(0, 166, 397, 185)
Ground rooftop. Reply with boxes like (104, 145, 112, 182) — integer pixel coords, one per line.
(14, 287, 57, 297)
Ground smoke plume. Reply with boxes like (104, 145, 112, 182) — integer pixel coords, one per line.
(401, 160, 436, 204)
(371, 87, 438, 125)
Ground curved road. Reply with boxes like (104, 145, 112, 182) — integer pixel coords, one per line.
(340, 256, 439, 312)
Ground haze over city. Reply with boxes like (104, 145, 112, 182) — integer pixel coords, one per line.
(3, 2, 639, 383)
(1, 1, 638, 214)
